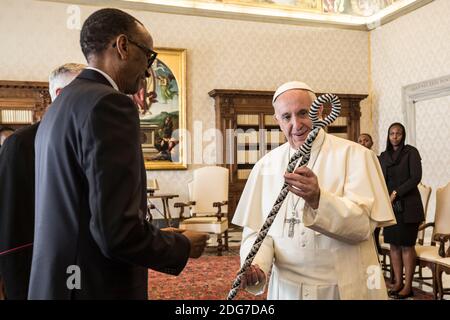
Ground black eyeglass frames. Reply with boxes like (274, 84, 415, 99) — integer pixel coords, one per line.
(112, 37, 158, 70)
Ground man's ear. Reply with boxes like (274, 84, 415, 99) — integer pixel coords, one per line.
(115, 34, 129, 60)
(55, 88, 62, 97)
(319, 104, 324, 118)
(273, 114, 281, 126)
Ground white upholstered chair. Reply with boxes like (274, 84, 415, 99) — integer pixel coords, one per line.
(175, 166, 229, 256)
(414, 183, 432, 282)
(417, 182, 432, 245)
(415, 182, 450, 299)
(434, 182, 450, 299)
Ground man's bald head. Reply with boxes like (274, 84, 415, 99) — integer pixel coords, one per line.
(80, 8, 155, 95)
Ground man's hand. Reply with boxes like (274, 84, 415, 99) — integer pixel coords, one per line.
(239, 264, 266, 289)
(182, 230, 209, 258)
(284, 166, 320, 209)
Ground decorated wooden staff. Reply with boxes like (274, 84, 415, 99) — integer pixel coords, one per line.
(227, 92, 341, 300)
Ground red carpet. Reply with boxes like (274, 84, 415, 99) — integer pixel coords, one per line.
(148, 255, 266, 300)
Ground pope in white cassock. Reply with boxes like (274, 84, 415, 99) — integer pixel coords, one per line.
(232, 81, 396, 300)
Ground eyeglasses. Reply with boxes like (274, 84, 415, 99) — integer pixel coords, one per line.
(113, 37, 158, 71)
(128, 38, 158, 70)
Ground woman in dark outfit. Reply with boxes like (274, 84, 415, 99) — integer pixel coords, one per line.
(379, 123, 424, 299)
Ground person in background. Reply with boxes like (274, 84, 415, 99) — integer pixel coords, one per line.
(0, 63, 85, 299)
(378, 122, 424, 299)
(0, 127, 15, 147)
(358, 133, 374, 150)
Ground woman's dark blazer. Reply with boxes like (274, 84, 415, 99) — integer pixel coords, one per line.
(379, 145, 425, 224)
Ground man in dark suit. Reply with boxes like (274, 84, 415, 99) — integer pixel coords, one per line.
(0, 63, 85, 299)
(28, 8, 208, 300)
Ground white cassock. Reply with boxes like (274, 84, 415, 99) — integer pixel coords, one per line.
(232, 129, 396, 300)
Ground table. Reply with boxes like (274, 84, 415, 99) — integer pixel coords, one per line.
(147, 191, 179, 227)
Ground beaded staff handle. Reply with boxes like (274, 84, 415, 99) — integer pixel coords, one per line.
(227, 93, 341, 300)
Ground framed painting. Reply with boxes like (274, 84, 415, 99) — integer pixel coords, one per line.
(133, 48, 187, 170)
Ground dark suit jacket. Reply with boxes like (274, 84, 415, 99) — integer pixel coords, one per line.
(0, 123, 39, 299)
(28, 69, 190, 300)
(379, 145, 425, 224)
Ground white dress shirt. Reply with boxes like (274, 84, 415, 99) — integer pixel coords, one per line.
(85, 67, 119, 91)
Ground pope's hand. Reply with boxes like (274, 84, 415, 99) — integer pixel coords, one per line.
(182, 230, 210, 259)
(239, 264, 266, 289)
(284, 166, 320, 209)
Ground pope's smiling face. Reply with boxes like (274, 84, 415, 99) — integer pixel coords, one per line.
(273, 89, 318, 150)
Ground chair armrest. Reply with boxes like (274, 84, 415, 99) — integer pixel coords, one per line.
(146, 204, 155, 222)
(433, 233, 450, 258)
(418, 222, 435, 231)
(213, 201, 228, 208)
(174, 201, 196, 220)
(417, 222, 437, 246)
(213, 201, 228, 221)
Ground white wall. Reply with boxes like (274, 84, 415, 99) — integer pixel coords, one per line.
(0, 0, 370, 218)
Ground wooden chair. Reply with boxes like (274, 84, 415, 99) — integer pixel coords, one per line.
(378, 182, 432, 283)
(435, 243, 450, 299)
(429, 183, 450, 299)
(415, 182, 450, 299)
(378, 230, 391, 275)
(175, 166, 229, 256)
(417, 183, 432, 245)
(414, 183, 432, 282)
(146, 203, 155, 223)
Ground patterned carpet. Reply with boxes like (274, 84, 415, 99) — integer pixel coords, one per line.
(147, 224, 434, 300)
(148, 250, 435, 300)
(148, 253, 266, 300)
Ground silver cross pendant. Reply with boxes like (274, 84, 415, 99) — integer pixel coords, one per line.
(285, 216, 301, 238)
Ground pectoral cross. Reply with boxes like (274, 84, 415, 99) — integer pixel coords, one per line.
(284, 216, 301, 238)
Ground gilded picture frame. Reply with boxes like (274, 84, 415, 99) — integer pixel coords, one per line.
(133, 48, 187, 170)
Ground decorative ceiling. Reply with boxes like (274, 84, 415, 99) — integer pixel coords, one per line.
(42, 0, 434, 30)
(193, 0, 399, 17)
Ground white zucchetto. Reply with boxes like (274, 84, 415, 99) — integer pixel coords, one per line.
(272, 81, 314, 104)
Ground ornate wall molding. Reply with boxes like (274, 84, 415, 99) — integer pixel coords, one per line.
(402, 74, 450, 145)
